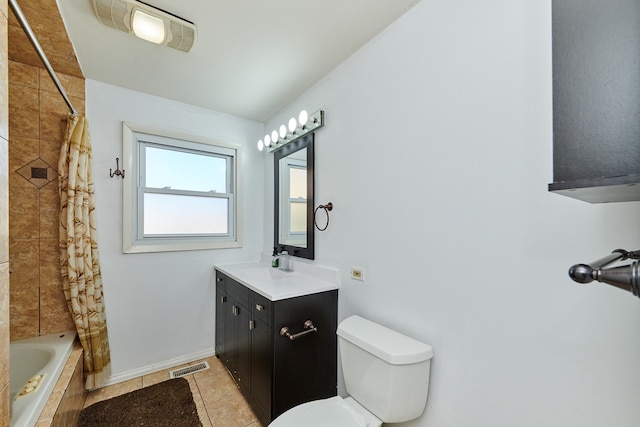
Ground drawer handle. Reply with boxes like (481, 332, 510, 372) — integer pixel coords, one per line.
(280, 320, 317, 341)
(255, 304, 264, 311)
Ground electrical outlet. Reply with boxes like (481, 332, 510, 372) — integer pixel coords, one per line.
(351, 267, 365, 281)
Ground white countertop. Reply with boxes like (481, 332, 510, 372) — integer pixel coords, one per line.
(215, 262, 339, 301)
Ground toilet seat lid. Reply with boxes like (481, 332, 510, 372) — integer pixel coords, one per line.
(270, 396, 367, 427)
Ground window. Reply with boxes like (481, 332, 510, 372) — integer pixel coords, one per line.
(122, 123, 242, 253)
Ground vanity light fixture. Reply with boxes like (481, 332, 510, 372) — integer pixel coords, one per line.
(91, 0, 197, 52)
(258, 109, 325, 152)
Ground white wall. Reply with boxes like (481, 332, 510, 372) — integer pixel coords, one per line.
(86, 80, 264, 380)
(264, 1, 640, 426)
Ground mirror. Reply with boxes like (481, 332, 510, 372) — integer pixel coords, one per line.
(274, 133, 314, 260)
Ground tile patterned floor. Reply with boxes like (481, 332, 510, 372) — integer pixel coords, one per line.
(83, 355, 263, 427)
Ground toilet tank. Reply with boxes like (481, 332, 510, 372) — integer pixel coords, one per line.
(336, 315, 433, 423)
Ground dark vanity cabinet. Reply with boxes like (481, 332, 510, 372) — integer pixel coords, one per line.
(549, 0, 640, 203)
(215, 270, 338, 425)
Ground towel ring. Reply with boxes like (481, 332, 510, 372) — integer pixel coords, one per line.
(314, 202, 333, 231)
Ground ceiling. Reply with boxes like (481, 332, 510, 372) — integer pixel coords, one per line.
(52, 0, 420, 122)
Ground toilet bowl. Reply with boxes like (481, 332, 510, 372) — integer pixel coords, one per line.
(270, 315, 433, 427)
(269, 396, 381, 427)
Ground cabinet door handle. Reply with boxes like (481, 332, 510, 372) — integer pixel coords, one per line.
(249, 320, 255, 330)
(232, 305, 239, 316)
(216, 277, 223, 282)
(220, 296, 227, 304)
(255, 304, 264, 311)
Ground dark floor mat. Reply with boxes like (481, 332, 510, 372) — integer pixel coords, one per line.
(78, 377, 202, 427)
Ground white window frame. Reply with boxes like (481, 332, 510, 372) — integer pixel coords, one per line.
(122, 122, 242, 253)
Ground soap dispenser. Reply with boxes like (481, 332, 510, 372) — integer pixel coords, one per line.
(271, 247, 279, 268)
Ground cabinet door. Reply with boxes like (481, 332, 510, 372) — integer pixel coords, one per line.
(224, 296, 239, 375)
(251, 318, 272, 423)
(272, 291, 338, 417)
(215, 279, 226, 358)
(236, 304, 252, 395)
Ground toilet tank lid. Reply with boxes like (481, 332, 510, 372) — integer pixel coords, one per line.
(337, 315, 433, 365)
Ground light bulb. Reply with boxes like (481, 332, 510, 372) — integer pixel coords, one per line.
(131, 9, 166, 44)
(288, 117, 297, 132)
(271, 130, 279, 144)
(257, 140, 264, 151)
(298, 110, 308, 127)
(264, 134, 271, 147)
(279, 124, 287, 138)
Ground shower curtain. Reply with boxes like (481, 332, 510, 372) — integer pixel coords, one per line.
(58, 114, 111, 390)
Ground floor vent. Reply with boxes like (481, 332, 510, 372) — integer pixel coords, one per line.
(169, 361, 210, 379)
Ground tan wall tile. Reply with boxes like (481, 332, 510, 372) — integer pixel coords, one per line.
(0, 382, 8, 427)
(39, 188, 58, 239)
(39, 285, 73, 335)
(7, 23, 36, 65)
(2, 5, 9, 426)
(39, 109, 66, 142)
(8, 0, 84, 343)
(0, 263, 9, 389)
(40, 98, 85, 140)
(39, 68, 85, 100)
(8, 135, 39, 173)
(8, 60, 38, 89)
(9, 2, 82, 78)
(9, 186, 39, 239)
(0, 16, 7, 140)
(0, 137, 7, 263)
(9, 238, 39, 289)
(39, 238, 60, 287)
(9, 83, 39, 139)
(10, 286, 39, 340)
(39, 137, 61, 172)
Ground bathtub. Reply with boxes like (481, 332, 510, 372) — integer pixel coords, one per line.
(9, 331, 77, 427)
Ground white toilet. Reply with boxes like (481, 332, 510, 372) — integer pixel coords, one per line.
(269, 315, 434, 427)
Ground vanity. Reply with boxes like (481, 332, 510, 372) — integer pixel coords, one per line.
(214, 262, 339, 426)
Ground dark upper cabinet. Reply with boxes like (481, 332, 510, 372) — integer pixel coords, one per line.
(549, 0, 640, 203)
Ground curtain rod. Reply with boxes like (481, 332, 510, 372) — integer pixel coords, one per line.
(9, 0, 78, 116)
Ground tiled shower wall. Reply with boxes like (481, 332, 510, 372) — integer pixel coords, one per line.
(8, 64, 85, 339)
(7, 0, 85, 340)
(1, 0, 10, 423)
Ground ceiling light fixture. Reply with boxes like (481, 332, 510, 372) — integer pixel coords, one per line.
(131, 9, 165, 44)
(91, 0, 197, 52)
(258, 110, 325, 152)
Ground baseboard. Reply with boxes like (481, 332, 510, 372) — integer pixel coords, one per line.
(99, 347, 217, 388)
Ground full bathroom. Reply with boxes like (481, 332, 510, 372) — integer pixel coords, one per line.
(2, 0, 640, 426)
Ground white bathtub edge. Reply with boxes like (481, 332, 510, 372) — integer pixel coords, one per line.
(9, 331, 77, 427)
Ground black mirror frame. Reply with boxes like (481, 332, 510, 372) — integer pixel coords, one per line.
(274, 133, 314, 260)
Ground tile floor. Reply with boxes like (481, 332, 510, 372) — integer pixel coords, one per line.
(83, 355, 263, 427)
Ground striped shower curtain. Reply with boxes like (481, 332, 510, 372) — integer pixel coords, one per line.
(58, 114, 111, 390)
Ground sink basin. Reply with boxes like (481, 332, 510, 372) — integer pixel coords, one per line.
(240, 267, 294, 281)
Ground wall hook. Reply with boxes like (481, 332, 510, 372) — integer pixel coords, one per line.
(314, 202, 333, 231)
(110, 158, 125, 179)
